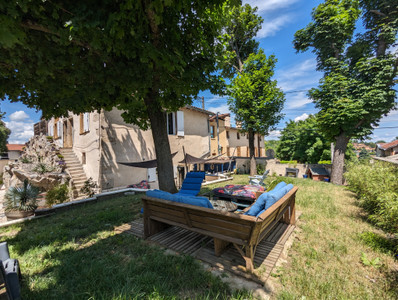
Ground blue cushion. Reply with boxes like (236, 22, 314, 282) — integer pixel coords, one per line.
(183, 177, 203, 184)
(181, 182, 201, 191)
(174, 194, 213, 209)
(244, 182, 287, 216)
(186, 172, 205, 179)
(177, 189, 198, 196)
(146, 189, 175, 202)
(264, 184, 294, 211)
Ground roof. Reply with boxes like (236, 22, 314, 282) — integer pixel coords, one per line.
(373, 154, 398, 165)
(184, 105, 215, 116)
(6, 144, 25, 151)
(377, 140, 398, 150)
(209, 113, 230, 121)
(308, 167, 329, 176)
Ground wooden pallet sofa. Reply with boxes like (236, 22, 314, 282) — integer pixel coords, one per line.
(142, 182, 298, 272)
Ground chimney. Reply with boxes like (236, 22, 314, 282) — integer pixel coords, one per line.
(224, 116, 231, 127)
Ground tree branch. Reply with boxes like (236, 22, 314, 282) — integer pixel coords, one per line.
(369, 10, 386, 17)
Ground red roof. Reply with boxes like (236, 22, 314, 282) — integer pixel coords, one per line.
(378, 140, 398, 150)
(6, 144, 25, 151)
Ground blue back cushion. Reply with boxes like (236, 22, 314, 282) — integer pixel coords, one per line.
(244, 182, 288, 216)
(186, 172, 205, 179)
(264, 184, 294, 211)
(175, 194, 213, 209)
(178, 173, 205, 196)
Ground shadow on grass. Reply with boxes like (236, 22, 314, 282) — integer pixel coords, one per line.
(2, 194, 250, 299)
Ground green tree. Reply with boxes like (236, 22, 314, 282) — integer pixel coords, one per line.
(294, 0, 398, 184)
(228, 50, 285, 174)
(358, 148, 370, 160)
(0, 0, 230, 192)
(277, 115, 331, 163)
(219, 4, 284, 175)
(0, 112, 11, 153)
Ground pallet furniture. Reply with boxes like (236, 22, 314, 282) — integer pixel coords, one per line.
(142, 186, 298, 272)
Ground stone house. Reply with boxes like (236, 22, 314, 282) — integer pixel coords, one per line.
(208, 113, 265, 158)
(46, 105, 214, 192)
(5, 144, 25, 160)
(376, 140, 398, 157)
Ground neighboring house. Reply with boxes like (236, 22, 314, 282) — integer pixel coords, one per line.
(376, 140, 398, 157)
(373, 154, 398, 165)
(352, 142, 374, 156)
(6, 144, 25, 160)
(45, 106, 214, 191)
(208, 113, 265, 158)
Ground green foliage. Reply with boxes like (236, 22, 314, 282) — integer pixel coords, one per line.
(256, 163, 265, 175)
(20, 156, 32, 164)
(277, 115, 331, 163)
(360, 252, 381, 268)
(345, 161, 398, 234)
(359, 232, 397, 256)
(46, 183, 69, 206)
(318, 160, 332, 164)
(5, 179, 39, 211)
(294, 0, 398, 183)
(358, 148, 371, 161)
(266, 176, 294, 191)
(265, 139, 280, 152)
(227, 50, 285, 137)
(33, 163, 54, 175)
(0, 112, 11, 153)
(80, 177, 98, 198)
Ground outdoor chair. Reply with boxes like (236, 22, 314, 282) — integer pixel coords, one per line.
(176, 171, 205, 196)
(249, 169, 269, 186)
(0, 242, 21, 300)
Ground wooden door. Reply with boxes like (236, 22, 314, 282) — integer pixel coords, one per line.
(63, 118, 73, 148)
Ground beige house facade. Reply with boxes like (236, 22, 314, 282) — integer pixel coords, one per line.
(209, 114, 265, 158)
(47, 106, 213, 190)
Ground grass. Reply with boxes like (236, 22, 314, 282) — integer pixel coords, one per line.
(2, 175, 397, 299)
(1, 195, 251, 299)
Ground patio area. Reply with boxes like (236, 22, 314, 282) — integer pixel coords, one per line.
(115, 214, 299, 284)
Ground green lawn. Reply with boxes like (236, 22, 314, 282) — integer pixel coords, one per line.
(1, 175, 397, 299)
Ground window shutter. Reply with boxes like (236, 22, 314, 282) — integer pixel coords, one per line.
(83, 113, 90, 132)
(57, 120, 62, 137)
(176, 111, 184, 136)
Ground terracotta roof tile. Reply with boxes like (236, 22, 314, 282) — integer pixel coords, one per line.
(378, 140, 398, 150)
(6, 144, 25, 151)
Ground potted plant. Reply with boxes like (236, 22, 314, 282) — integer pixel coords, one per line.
(4, 179, 39, 220)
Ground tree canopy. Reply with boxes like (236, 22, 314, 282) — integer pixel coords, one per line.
(294, 0, 398, 184)
(277, 115, 331, 164)
(0, 112, 11, 153)
(0, 0, 231, 192)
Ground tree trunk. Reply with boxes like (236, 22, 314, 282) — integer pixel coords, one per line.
(248, 128, 256, 176)
(330, 133, 350, 185)
(144, 95, 177, 193)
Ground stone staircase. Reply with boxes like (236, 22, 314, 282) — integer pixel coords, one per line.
(60, 148, 88, 199)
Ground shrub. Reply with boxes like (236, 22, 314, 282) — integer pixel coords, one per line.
(20, 156, 32, 163)
(317, 160, 331, 164)
(279, 160, 298, 164)
(33, 163, 55, 174)
(46, 183, 69, 206)
(345, 161, 398, 234)
(80, 177, 98, 197)
(5, 179, 39, 211)
(256, 163, 265, 175)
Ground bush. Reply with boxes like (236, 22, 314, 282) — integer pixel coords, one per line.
(279, 160, 297, 164)
(80, 177, 98, 197)
(33, 163, 54, 174)
(318, 160, 331, 164)
(256, 163, 265, 175)
(5, 179, 39, 211)
(345, 161, 398, 234)
(46, 183, 69, 206)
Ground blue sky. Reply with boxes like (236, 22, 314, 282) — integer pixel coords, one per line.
(1, 0, 397, 144)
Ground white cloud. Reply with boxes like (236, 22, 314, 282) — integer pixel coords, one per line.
(294, 113, 309, 122)
(285, 92, 313, 109)
(9, 111, 30, 122)
(256, 15, 292, 38)
(5, 120, 35, 144)
(265, 130, 281, 140)
(244, 0, 300, 13)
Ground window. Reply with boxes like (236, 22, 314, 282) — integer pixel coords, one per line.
(227, 147, 230, 157)
(226, 131, 229, 139)
(82, 152, 86, 164)
(80, 113, 90, 134)
(167, 112, 176, 135)
(176, 111, 184, 136)
(237, 132, 240, 139)
(210, 126, 215, 138)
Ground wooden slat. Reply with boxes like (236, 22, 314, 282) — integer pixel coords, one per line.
(189, 214, 252, 235)
(190, 220, 250, 241)
(146, 204, 186, 218)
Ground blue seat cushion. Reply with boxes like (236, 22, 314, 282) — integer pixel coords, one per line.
(186, 172, 205, 179)
(244, 182, 289, 217)
(175, 194, 213, 209)
(146, 189, 175, 201)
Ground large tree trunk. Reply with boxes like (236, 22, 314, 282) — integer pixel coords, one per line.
(330, 133, 350, 185)
(144, 95, 177, 193)
(248, 128, 256, 176)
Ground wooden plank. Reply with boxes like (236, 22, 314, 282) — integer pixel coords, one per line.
(214, 238, 231, 256)
(149, 216, 247, 245)
(146, 204, 185, 218)
(149, 211, 187, 225)
(189, 214, 252, 235)
(190, 220, 250, 241)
